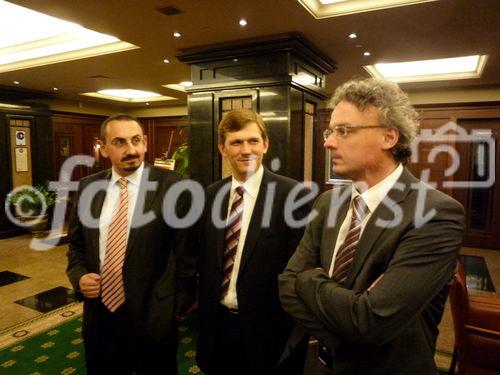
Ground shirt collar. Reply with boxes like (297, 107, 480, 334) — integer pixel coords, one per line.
(351, 163, 403, 213)
(110, 162, 144, 187)
(230, 165, 264, 199)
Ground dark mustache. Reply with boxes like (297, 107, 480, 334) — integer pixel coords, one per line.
(121, 154, 139, 162)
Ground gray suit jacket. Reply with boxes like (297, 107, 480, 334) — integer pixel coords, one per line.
(278, 168, 465, 374)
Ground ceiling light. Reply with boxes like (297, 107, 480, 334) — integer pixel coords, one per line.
(163, 58, 170, 63)
(363, 51, 371, 56)
(364, 55, 488, 83)
(163, 84, 187, 92)
(173, 32, 181, 38)
(53, 87, 58, 91)
(13, 81, 19, 84)
(0, 0, 138, 73)
(298, 0, 438, 19)
(292, 72, 316, 85)
(0, 103, 30, 109)
(145, 102, 150, 106)
(81, 89, 177, 103)
(348, 33, 357, 39)
(239, 19, 248, 26)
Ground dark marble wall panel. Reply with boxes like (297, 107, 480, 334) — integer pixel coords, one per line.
(289, 88, 305, 182)
(31, 114, 54, 184)
(258, 85, 291, 177)
(188, 92, 215, 186)
(0, 113, 14, 236)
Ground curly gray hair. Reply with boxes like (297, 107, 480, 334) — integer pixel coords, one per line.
(329, 78, 419, 162)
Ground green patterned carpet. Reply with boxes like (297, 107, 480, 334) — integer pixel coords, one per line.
(0, 312, 204, 375)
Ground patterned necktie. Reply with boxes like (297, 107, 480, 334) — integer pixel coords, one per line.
(101, 177, 129, 312)
(331, 195, 369, 284)
(220, 186, 245, 298)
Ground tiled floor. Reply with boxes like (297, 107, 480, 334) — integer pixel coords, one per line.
(0, 235, 74, 330)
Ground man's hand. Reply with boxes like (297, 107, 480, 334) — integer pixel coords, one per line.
(79, 273, 101, 298)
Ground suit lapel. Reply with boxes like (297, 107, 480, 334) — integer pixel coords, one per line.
(237, 171, 270, 275)
(345, 168, 416, 287)
(323, 188, 350, 270)
(215, 181, 231, 270)
(125, 165, 161, 262)
(89, 171, 110, 262)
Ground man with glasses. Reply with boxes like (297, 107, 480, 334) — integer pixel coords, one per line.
(279, 78, 465, 374)
(67, 114, 198, 374)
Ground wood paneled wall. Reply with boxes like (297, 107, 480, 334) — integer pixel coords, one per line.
(52, 113, 188, 180)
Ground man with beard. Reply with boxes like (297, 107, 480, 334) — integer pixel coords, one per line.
(67, 113, 197, 374)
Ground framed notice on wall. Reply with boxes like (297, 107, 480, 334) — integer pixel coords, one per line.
(15, 147, 29, 172)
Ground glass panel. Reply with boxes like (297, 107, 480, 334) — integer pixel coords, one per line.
(469, 131, 493, 231)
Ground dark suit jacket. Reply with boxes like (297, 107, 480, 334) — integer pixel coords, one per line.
(67, 164, 198, 343)
(196, 169, 311, 373)
(279, 168, 465, 374)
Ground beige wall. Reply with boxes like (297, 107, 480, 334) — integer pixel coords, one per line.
(404, 86, 499, 106)
(44, 99, 188, 117)
(45, 86, 500, 116)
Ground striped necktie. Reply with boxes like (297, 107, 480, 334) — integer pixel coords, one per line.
(331, 195, 369, 284)
(220, 186, 245, 298)
(101, 177, 129, 312)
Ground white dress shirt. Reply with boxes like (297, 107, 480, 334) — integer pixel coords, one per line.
(328, 164, 403, 277)
(221, 165, 264, 309)
(98, 163, 144, 271)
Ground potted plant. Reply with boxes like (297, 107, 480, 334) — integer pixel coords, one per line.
(171, 142, 189, 177)
(7, 181, 57, 237)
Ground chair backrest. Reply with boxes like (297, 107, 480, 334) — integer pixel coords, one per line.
(449, 262, 470, 354)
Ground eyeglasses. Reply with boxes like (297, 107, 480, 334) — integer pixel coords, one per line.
(110, 136, 144, 148)
(323, 125, 387, 140)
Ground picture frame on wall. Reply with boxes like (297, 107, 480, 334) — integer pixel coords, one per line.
(325, 149, 351, 185)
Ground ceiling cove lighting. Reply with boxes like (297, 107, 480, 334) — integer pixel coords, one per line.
(162, 81, 193, 92)
(0, 0, 138, 73)
(364, 55, 488, 83)
(81, 89, 176, 103)
(298, 0, 438, 19)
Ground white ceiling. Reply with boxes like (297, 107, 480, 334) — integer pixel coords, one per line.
(1, 0, 499, 108)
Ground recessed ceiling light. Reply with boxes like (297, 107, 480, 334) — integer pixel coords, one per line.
(364, 55, 489, 83)
(0, 1, 138, 73)
(145, 102, 150, 106)
(363, 51, 371, 56)
(13, 80, 19, 84)
(299, 0, 438, 18)
(81, 88, 177, 103)
(348, 33, 357, 39)
(53, 87, 58, 91)
(239, 19, 248, 26)
(163, 58, 170, 63)
(180, 81, 193, 87)
(173, 32, 181, 38)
